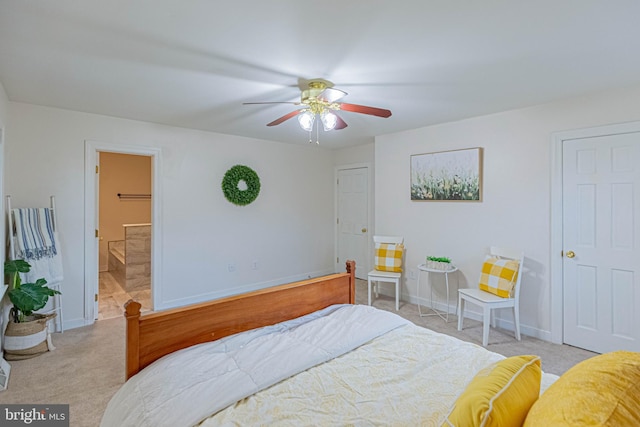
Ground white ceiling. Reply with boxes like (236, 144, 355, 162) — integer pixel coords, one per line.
(2, 1, 640, 149)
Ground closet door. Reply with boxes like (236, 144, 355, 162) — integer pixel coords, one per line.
(562, 132, 640, 353)
(336, 167, 370, 279)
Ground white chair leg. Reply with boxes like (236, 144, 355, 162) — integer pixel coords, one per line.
(395, 279, 399, 311)
(513, 306, 521, 341)
(457, 296, 464, 331)
(482, 308, 491, 347)
(367, 277, 373, 306)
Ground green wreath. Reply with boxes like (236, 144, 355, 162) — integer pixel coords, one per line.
(222, 165, 261, 206)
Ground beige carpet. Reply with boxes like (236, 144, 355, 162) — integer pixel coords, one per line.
(358, 281, 597, 376)
(0, 316, 125, 426)
(0, 279, 596, 426)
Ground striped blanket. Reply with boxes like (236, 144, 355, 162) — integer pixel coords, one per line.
(13, 208, 58, 261)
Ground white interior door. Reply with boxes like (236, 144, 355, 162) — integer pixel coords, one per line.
(337, 167, 369, 279)
(94, 151, 100, 319)
(562, 132, 640, 353)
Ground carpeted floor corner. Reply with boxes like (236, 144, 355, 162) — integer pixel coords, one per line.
(0, 316, 125, 426)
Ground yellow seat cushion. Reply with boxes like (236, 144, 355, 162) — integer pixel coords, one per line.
(478, 257, 519, 298)
(442, 355, 541, 427)
(524, 351, 640, 426)
(374, 243, 404, 272)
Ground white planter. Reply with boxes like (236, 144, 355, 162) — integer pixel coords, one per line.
(426, 260, 453, 271)
(3, 313, 55, 360)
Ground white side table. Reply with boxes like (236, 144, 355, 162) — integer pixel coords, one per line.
(417, 264, 458, 322)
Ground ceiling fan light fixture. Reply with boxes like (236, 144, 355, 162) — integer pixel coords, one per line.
(320, 110, 338, 131)
(298, 110, 315, 131)
(245, 78, 391, 138)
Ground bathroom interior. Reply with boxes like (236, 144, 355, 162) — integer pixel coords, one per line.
(98, 152, 152, 320)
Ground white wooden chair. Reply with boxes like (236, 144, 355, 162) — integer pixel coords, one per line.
(457, 246, 524, 346)
(367, 236, 404, 311)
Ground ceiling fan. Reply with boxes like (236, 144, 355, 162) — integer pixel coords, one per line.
(243, 79, 392, 135)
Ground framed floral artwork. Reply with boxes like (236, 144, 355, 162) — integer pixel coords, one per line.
(410, 147, 483, 201)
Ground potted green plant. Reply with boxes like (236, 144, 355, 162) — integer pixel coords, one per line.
(5, 259, 61, 322)
(4, 259, 61, 360)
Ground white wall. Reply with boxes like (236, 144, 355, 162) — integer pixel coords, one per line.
(6, 102, 336, 329)
(0, 81, 7, 266)
(333, 142, 374, 166)
(0, 81, 7, 126)
(0, 81, 8, 341)
(375, 84, 640, 341)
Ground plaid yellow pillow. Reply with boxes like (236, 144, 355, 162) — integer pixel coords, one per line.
(374, 243, 404, 272)
(478, 257, 519, 298)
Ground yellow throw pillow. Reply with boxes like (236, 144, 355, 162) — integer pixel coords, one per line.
(442, 355, 541, 427)
(374, 243, 404, 273)
(478, 257, 519, 298)
(524, 351, 640, 426)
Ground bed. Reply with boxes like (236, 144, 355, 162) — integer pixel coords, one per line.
(101, 261, 640, 427)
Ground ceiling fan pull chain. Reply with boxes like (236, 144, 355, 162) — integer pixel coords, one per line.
(315, 121, 320, 145)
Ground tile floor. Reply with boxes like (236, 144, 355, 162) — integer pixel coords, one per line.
(98, 271, 151, 320)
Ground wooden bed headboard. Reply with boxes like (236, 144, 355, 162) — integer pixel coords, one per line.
(124, 260, 356, 379)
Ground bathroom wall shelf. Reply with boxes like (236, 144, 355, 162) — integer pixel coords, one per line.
(117, 193, 151, 200)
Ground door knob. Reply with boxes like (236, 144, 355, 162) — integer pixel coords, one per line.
(566, 250, 576, 258)
(361, 228, 367, 233)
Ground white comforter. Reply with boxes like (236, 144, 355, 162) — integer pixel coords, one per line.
(102, 304, 558, 427)
(101, 305, 409, 427)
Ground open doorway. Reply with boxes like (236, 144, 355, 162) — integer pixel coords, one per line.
(97, 152, 153, 320)
(84, 141, 161, 326)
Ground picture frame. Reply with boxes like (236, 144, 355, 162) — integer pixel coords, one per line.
(410, 147, 483, 201)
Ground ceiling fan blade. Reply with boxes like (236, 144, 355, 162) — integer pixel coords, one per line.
(338, 103, 392, 118)
(243, 101, 300, 105)
(317, 87, 347, 103)
(266, 110, 301, 126)
(334, 113, 348, 130)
